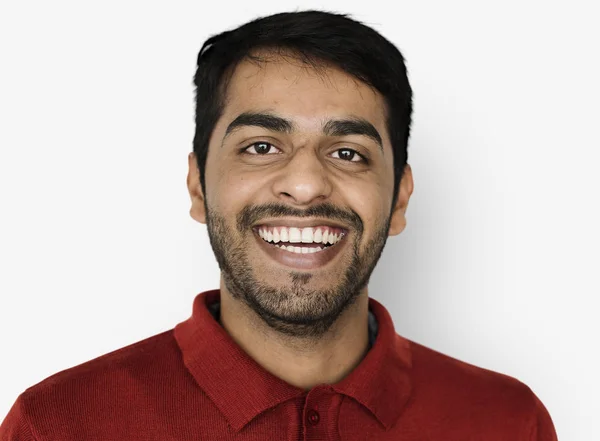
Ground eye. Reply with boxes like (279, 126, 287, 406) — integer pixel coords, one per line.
(243, 142, 280, 155)
(330, 148, 365, 163)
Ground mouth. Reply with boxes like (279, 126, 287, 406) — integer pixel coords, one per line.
(251, 224, 349, 270)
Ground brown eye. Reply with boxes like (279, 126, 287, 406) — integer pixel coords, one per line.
(331, 148, 364, 162)
(244, 142, 280, 155)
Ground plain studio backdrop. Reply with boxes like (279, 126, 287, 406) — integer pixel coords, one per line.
(0, 1, 598, 439)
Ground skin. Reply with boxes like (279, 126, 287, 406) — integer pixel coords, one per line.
(186, 52, 414, 390)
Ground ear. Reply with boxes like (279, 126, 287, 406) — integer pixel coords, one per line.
(388, 163, 414, 236)
(187, 152, 207, 224)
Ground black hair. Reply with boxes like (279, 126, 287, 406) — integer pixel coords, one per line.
(193, 10, 412, 211)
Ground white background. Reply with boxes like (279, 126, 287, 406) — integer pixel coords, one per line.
(1, 1, 598, 439)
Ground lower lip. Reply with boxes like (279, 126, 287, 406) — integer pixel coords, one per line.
(253, 230, 348, 270)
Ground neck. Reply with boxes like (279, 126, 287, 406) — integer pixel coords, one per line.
(218, 278, 371, 390)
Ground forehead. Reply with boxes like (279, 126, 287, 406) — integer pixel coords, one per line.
(220, 53, 388, 135)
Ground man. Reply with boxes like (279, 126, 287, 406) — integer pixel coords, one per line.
(1, 10, 557, 441)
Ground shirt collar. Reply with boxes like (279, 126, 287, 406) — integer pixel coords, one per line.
(174, 290, 412, 432)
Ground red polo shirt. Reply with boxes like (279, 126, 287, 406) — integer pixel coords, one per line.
(1, 289, 557, 440)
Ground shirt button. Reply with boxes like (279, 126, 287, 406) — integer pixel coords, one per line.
(307, 409, 320, 426)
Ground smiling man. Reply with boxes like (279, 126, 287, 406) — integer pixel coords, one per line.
(1, 10, 558, 441)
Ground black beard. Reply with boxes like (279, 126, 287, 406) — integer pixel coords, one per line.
(204, 201, 391, 339)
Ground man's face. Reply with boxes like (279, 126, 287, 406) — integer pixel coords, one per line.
(188, 53, 412, 337)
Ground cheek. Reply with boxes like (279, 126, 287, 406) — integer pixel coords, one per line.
(342, 181, 389, 228)
(210, 165, 267, 212)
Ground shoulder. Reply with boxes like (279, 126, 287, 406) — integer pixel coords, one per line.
(24, 328, 179, 396)
(405, 338, 556, 438)
(409, 338, 529, 390)
(2, 329, 185, 438)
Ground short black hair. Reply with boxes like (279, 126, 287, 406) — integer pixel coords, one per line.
(193, 10, 412, 211)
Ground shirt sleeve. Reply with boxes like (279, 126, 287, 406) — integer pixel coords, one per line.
(530, 391, 558, 441)
(0, 394, 37, 441)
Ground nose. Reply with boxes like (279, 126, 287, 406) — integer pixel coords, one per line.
(271, 147, 333, 206)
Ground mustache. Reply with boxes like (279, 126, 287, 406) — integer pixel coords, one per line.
(236, 202, 363, 235)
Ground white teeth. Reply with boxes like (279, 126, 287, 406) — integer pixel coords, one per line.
(276, 244, 325, 253)
(280, 227, 289, 242)
(301, 227, 314, 243)
(289, 227, 302, 243)
(259, 225, 344, 247)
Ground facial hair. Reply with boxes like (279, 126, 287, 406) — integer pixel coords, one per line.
(204, 201, 391, 339)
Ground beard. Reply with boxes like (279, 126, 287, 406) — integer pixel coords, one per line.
(204, 201, 391, 339)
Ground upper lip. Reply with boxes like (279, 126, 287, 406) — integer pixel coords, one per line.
(252, 219, 349, 231)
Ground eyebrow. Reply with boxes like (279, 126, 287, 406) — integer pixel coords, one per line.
(323, 118, 383, 151)
(224, 112, 294, 138)
(222, 111, 383, 151)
